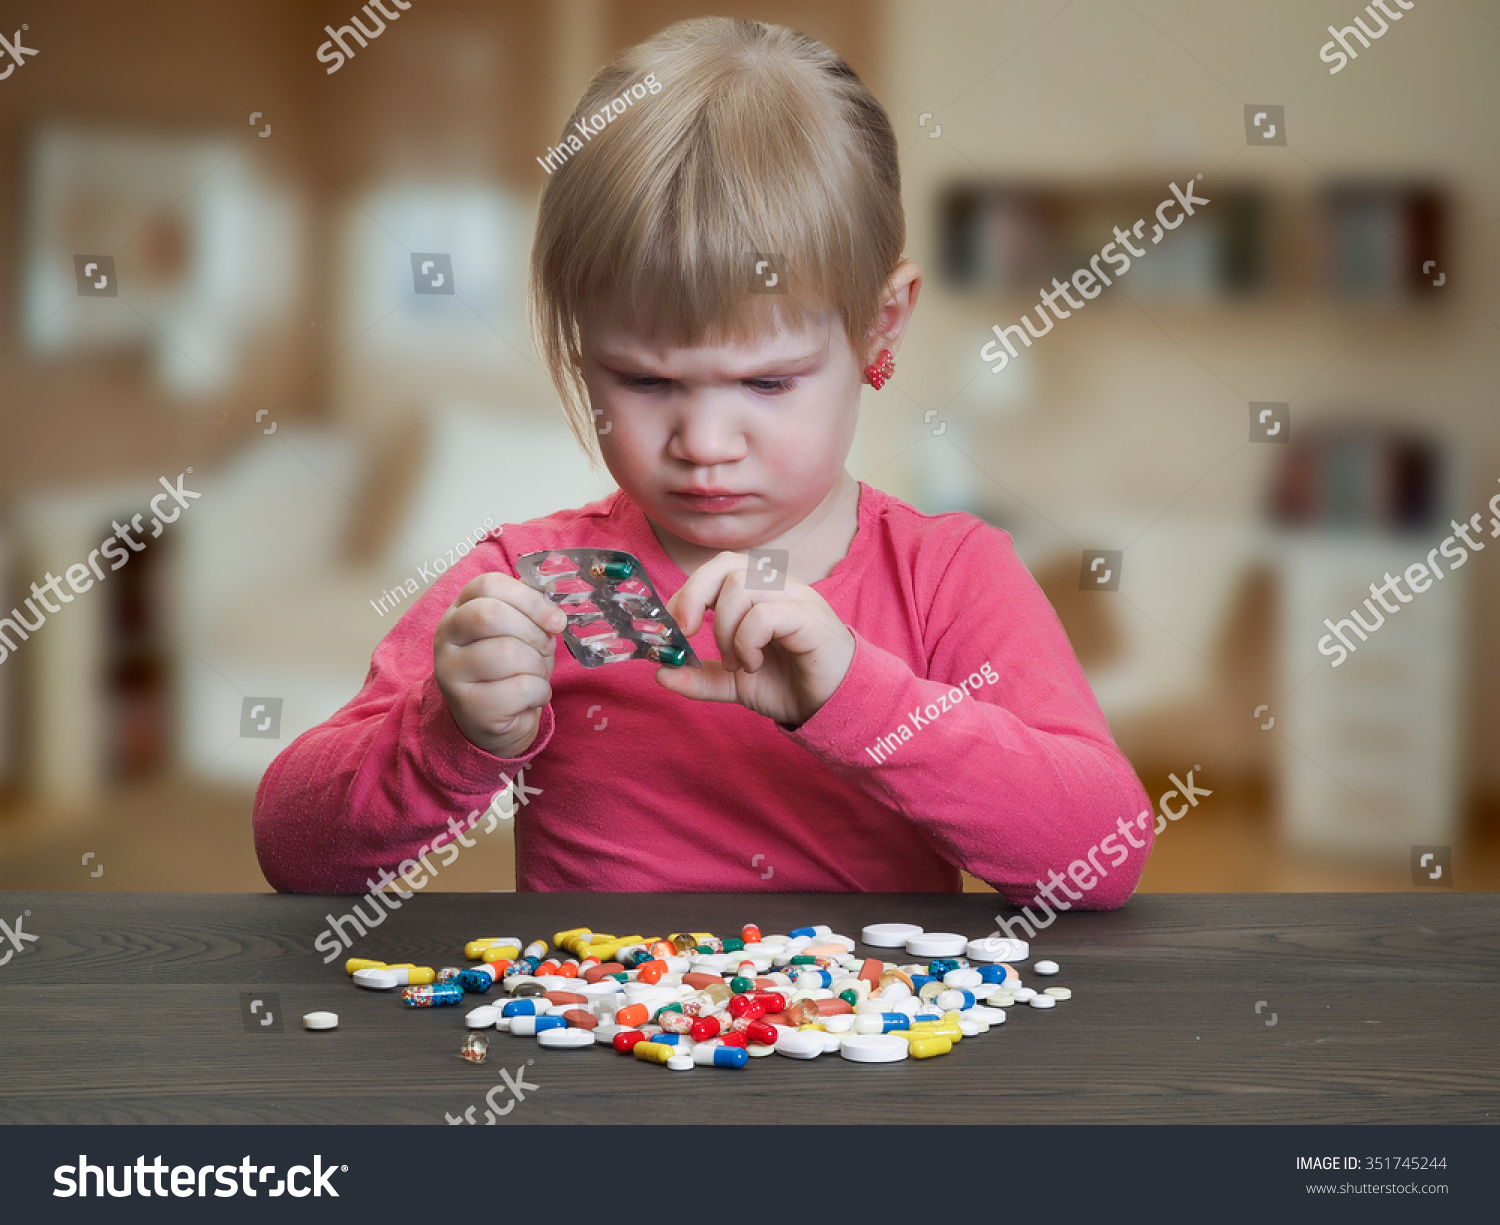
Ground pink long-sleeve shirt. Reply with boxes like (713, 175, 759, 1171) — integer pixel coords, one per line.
(253, 483, 1153, 904)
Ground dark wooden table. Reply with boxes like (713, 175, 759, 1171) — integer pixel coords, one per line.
(0, 891, 1496, 1125)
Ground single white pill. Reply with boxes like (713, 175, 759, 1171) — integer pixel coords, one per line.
(823, 1013, 856, 1033)
(965, 1005, 1007, 1024)
(1029, 994, 1057, 1010)
(302, 1011, 338, 1030)
(958, 1019, 984, 1036)
(987, 992, 1016, 1008)
(1034, 960, 1060, 975)
(746, 1043, 776, 1057)
(839, 1034, 909, 1063)
(861, 922, 924, 948)
(593, 1024, 624, 1044)
(943, 968, 983, 989)
(537, 1027, 594, 1048)
(967, 936, 1029, 963)
(1013, 987, 1037, 1002)
(905, 932, 968, 958)
(666, 1054, 694, 1070)
(1044, 986, 1072, 1000)
(351, 968, 401, 991)
(465, 1005, 502, 1029)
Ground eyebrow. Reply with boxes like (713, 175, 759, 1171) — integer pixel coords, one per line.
(596, 347, 826, 376)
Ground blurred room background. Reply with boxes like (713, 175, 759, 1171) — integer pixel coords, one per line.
(1, 0, 1496, 894)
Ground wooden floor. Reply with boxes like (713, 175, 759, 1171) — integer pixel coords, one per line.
(1, 777, 1496, 894)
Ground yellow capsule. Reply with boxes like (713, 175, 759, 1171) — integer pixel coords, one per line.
(798, 1023, 827, 1032)
(553, 927, 591, 947)
(587, 942, 621, 962)
(480, 945, 521, 963)
(464, 939, 512, 960)
(907, 1034, 953, 1059)
(344, 958, 387, 974)
(633, 1041, 674, 1064)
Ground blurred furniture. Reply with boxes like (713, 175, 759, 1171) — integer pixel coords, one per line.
(1270, 429, 1460, 855)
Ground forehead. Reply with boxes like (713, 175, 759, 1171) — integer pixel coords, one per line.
(582, 299, 841, 369)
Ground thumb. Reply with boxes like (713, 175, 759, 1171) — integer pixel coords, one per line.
(653, 659, 739, 703)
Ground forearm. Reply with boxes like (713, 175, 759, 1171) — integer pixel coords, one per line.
(787, 633, 1153, 909)
(252, 673, 551, 893)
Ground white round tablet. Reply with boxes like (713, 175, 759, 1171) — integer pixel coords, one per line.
(861, 922, 924, 948)
(351, 968, 400, 990)
(822, 1013, 856, 1033)
(464, 1005, 502, 1029)
(746, 1043, 776, 1057)
(967, 936, 1029, 963)
(943, 968, 983, 989)
(302, 1011, 338, 1030)
(1034, 959, 1060, 975)
(1044, 986, 1072, 1000)
(667, 1054, 694, 1070)
(957, 1019, 984, 1036)
(839, 1034, 909, 1063)
(1029, 994, 1057, 1010)
(1013, 987, 1037, 1002)
(905, 932, 967, 958)
(537, 1027, 595, 1048)
(965, 1005, 1007, 1024)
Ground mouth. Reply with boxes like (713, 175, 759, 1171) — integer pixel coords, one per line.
(670, 489, 751, 513)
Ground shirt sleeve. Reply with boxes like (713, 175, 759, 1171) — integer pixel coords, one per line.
(784, 521, 1154, 910)
(251, 556, 551, 894)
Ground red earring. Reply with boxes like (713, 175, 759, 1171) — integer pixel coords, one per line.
(865, 348, 895, 390)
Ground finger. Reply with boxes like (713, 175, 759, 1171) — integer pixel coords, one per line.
(466, 672, 554, 723)
(666, 551, 753, 636)
(653, 658, 741, 703)
(445, 594, 563, 652)
(731, 599, 816, 672)
(709, 577, 758, 673)
(444, 634, 554, 685)
(456, 572, 567, 634)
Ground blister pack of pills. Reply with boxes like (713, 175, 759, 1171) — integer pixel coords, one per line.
(517, 549, 701, 669)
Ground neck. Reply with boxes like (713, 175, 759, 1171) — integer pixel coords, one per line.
(649, 472, 862, 583)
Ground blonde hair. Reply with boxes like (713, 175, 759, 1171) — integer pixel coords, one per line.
(528, 17, 905, 460)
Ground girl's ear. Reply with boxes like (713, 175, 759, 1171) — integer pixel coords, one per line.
(866, 260, 923, 364)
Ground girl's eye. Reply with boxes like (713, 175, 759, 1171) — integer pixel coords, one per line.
(619, 375, 666, 390)
(745, 378, 795, 394)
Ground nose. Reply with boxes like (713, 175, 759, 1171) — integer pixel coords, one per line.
(667, 394, 748, 468)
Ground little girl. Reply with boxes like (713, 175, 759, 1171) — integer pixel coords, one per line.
(253, 17, 1154, 904)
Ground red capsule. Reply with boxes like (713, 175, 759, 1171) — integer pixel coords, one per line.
(752, 992, 786, 1013)
(741, 924, 762, 943)
(556, 961, 579, 979)
(535, 960, 560, 977)
(689, 1016, 721, 1042)
(727, 995, 763, 1020)
(720, 1031, 748, 1048)
(636, 960, 667, 985)
(744, 1019, 778, 1046)
(613, 1030, 648, 1054)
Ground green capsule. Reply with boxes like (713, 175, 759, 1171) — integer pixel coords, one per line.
(729, 976, 754, 994)
(654, 1002, 684, 1019)
(696, 945, 715, 955)
(789, 955, 816, 965)
(650, 645, 689, 667)
(590, 557, 634, 580)
(721, 937, 745, 953)
(839, 989, 859, 1007)
(608, 972, 629, 983)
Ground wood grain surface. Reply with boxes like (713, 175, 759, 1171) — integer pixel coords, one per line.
(0, 891, 1495, 1125)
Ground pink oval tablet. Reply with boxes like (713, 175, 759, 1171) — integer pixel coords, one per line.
(572, 619, 615, 641)
(550, 577, 594, 599)
(564, 601, 601, 618)
(801, 943, 845, 958)
(613, 579, 650, 600)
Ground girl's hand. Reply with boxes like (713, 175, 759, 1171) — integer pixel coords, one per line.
(434, 573, 567, 757)
(655, 551, 855, 727)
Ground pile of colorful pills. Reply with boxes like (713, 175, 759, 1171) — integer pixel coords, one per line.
(340, 923, 1070, 1069)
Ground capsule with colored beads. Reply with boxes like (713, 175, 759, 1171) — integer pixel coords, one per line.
(590, 556, 634, 580)
(457, 963, 505, 994)
(633, 1041, 674, 1064)
(693, 1043, 748, 1068)
(401, 983, 464, 1007)
(436, 967, 464, 985)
